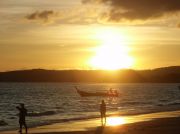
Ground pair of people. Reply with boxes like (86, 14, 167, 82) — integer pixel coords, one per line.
(16, 101, 106, 132)
(108, 88, 118, 95)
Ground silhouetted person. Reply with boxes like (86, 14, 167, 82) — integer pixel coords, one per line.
(109, 88, 113, 94)
(16, 103, 28, 134)
(100, 100, 106, 126)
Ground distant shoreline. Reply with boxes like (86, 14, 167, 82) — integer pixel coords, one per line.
(0, 66, 180, 83)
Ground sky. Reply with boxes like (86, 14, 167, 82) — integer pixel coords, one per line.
(0, 0, 180, 71)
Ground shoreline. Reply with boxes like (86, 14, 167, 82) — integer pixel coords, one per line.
(1, 110, 180, 134)
(2, 106, 180, 132)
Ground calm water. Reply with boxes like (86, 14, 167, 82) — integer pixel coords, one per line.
(0, 82, 180, 131)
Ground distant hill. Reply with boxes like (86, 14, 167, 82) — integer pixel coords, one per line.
(0, 66, 180, 83)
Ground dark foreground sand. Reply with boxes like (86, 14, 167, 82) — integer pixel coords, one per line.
(1, 111, 180, 134)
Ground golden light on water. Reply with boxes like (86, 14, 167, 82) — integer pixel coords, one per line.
(107, 117, 126, 126)
(89, 28, 134, 70)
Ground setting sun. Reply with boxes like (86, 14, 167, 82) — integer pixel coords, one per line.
(89, 28, 134, 70)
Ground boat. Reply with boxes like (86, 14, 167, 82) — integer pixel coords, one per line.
(75, 87, 119, 97)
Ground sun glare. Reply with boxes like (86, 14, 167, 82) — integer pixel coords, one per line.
(107, 117, 126, 126)
(89, 28, 134, 70)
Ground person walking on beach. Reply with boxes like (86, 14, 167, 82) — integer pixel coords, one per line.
(16, 103, 28, 134)
(100, 100, 106, 126)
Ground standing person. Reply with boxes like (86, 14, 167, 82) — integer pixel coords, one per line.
(100, 100, 106, 126)
(109, 88, 113, 94)
(16, 103, 28, 134)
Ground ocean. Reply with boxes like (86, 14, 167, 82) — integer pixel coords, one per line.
(0, 82, 180, 131)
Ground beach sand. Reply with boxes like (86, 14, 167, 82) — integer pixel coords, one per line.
(1, 110, 180, 134)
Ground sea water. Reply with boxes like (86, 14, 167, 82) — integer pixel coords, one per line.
(0, 82, 180, 131)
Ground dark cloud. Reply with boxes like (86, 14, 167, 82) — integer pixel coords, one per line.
(24, 7, 100, 25)
(25, 10, 57, 23)
(82, 0, 180, 21)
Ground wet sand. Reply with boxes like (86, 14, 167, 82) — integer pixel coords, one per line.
(1, 110, 180, 134)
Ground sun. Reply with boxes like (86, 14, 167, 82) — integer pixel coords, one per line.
(89, 28, 134, 70)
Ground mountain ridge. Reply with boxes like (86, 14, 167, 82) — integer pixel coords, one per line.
(0, 66, 180, 83)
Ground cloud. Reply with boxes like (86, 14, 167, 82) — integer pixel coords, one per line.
(82, 0, 180, 22)
(24, 7, 101, 25)
(25, 10, 58, 24)
(24, 1, 180, 26)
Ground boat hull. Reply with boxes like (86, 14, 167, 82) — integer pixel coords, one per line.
(76, 88, 118, 97)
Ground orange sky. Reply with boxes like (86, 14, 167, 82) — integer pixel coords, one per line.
(0, 0, 180, 71)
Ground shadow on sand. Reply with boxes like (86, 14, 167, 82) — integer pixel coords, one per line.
(95, 126, 105, 134)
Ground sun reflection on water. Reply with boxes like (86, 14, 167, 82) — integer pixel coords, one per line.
(107, 117, 126, 126)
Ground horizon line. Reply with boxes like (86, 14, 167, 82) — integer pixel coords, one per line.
(1, 65, 180, 73)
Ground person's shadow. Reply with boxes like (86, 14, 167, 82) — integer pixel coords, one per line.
(95, 126, 105, 134)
